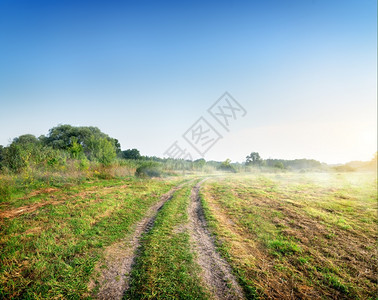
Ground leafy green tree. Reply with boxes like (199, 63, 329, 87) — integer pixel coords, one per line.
(113, 139, 122, 155)
(218, 159, 236, 172)
(1, 135, 41, 171)
(193, 158, 206, 169)
(86, 136, 116, 165)
(43, 124, 121, 159)
(246, 152, 262, 166)
(13, 134, 40, 146)
(122, 148, 142, 160)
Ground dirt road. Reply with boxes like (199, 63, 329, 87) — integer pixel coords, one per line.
(89, 182, 188, 299)
(188, 180, 245, 299)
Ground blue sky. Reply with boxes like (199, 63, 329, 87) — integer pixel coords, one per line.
(0, 0, 376, 163)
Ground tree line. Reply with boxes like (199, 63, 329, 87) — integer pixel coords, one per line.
(245, 152, 322, 170)
(1, 125, 373, 175)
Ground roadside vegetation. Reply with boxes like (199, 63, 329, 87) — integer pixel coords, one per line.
(200, 172, 377, 299)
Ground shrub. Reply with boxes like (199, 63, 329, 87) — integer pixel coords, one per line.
(45, 149, 67, 169)
(2, 143, 28, 172)
(218, 159, 237, 173)
(75, 157, 90, 171)
(135, 162, 162, 178)
(93, 169, 114, 180)
(273, 162, 285, 169)
(68, 137, 84, 159)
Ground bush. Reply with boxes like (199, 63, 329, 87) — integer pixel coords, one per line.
(0, 179, 12, 202)
(75, 157, 90, 171)
(135, 162, 162, 178)
(274, 162, 285, 169)
(2, 143, 28, 172)
(45, 149, 67, 169)
(93, 169, 114, 180)
(218, 159, 237, 173)
(68, 137, 84, 159)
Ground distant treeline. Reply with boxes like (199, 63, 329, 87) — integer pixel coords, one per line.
(262, 159, 321, 169)
(0, 125, 376, 175)
(244, 152, 323, 170)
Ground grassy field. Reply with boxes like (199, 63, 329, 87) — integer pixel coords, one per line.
(0, 171, 376, 299)
(200, 172, 377, 299)
(0, 176, 182, 299)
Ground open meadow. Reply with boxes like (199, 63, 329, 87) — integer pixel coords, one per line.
(1, 1, 376, 299)
(0, 170, 376, 299)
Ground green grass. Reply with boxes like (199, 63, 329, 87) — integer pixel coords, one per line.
(267, 238, 302, 256)
(0, 171, 376, 299)
(125, 183, 209, 299)
(199, 190, 259, 299)
(200, 172, 377, 299)
(0, 177, 179, 299)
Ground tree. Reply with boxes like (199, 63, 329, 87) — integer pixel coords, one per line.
(12, 134, 40, 146)
(1, 135, 41, 172)
(113, 139, 122, 155)
(218, 159, 236, 172)
(193, 158, 206, 169)
(43, 125, 120, 160)
(86, 136, 116, 165)
(122, 148, 142, 160)
(246, 152, 262, 166)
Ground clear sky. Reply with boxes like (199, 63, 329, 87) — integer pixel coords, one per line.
(0, 0, 376, 164)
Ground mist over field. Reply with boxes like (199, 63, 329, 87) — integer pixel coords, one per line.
(0, 1, 376, 299)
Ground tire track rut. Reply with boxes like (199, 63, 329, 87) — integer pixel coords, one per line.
(188, 179, 245, 299)
(89, 181, 188, 300)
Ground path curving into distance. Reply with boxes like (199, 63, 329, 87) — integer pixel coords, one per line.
(90, 178, 244, 299)
(188, 179, 245, 300)
(89, 181, 189, 300)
